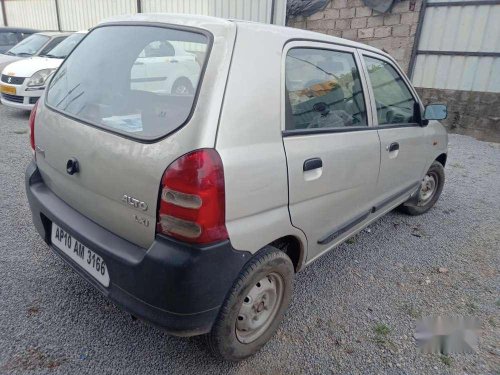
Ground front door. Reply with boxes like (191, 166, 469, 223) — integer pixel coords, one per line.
(282, 42, 381, 262)
(360, 52, 428, 207)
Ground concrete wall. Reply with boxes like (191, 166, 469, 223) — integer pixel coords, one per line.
(417, 88, 500, 143)
(287, 0, 422, 72)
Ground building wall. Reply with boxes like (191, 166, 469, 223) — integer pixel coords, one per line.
(412, 2, 500, 93)
(287, 0, 422, 72)
(288, 0, 499, 142)
(0, 0, 286, 30)
(0, 2, 4, 26)
(417, 88, 500, 142)
(4, 0, 58, 30)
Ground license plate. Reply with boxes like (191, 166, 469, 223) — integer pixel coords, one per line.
(0, 84, 16, 95)
(51, 223, 110, 287)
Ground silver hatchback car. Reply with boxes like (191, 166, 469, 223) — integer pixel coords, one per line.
(26, 14, 448, 361)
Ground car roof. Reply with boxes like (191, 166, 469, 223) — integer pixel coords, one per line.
(36, 31, 72, 37)
(0, 27, 39, 33)
(98, 13, 392, 62)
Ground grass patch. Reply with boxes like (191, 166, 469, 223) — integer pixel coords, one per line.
(466, 301, 478, 313)
(440, 355, 451, 366)
(495, 299, 500, 307)
(400, 303, 421, 319)
(450, 163, 465, 169)
(13, 129, 28, 134)
(346, 237, 356, 245)
(374, 323, 390, 336)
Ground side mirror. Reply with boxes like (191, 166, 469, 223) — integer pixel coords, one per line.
(424, 104, 447, 121)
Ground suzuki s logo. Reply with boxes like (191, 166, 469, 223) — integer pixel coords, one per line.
(7, 77, 11, 83)
(122, 195, 148, 211)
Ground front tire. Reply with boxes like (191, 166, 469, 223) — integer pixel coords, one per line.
(206, 246, 294, 361)
(399, 161, 445, 215)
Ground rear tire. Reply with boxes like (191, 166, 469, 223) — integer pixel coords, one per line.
(206, 246, 294, 361)
(399, 161, 445, 215)
(171, 78, 194, 96)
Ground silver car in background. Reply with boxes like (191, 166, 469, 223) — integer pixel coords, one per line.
(26, 14, 448, 361)
(0, 31, 70, 74)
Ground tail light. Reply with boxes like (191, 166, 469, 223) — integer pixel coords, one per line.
(157, 149, 228, 244)
(29, 100, 39, 152)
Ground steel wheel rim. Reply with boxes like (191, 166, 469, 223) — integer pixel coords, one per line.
(235, 272, 284, 344)
(173, 84, 190, 95)
(418, 172, 438, 206)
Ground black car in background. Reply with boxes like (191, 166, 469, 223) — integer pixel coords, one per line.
(0, 27, 39, 53)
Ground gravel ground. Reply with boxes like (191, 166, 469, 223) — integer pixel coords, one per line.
(0, 103, 499, 375)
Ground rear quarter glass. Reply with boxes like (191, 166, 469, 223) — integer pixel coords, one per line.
(45, 24, 211, 142)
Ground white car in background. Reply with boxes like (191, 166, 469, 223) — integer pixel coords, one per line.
(131, 40, 202, 95)
(0, 32, 70, 73)
(1, 31, 86, 110)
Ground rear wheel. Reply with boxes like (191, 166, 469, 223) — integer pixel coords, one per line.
(206, 246, 294, 361)
(399, 161, 445, 215)
(171, 78, 194, 96)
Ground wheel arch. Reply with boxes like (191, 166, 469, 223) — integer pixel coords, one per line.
(435, 153, 447, 167)
(269, 235, 305, 272)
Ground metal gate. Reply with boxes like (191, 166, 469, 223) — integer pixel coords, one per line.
(409, 0, 500, 93)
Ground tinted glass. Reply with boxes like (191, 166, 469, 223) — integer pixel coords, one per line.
(0, 32, 19, 46)
(285, 48, 367, 131)
(8, 34, 49, 56)
(364, 56, 417, 125)
(44, 33, 85, 58)
(47, 26, 208, 140)
(143, 40, 175, 57)
(39, 36, 67, 56)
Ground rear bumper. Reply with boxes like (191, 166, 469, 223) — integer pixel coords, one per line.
(25, 161, 251, 336)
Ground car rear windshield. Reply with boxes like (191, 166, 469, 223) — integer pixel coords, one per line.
(46, 25, 209, 141)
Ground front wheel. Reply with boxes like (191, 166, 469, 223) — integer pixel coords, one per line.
(399, 161, 445, 215)
(206, 246, 294, 361)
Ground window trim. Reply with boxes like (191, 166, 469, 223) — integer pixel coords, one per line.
(358, 50, 424, 128)
(44, 22, 214, 144)
(281, 41, 376, 136)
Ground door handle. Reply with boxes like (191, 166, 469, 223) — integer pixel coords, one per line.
(303, 157, 323, 171)
(386, 142, 399, 152)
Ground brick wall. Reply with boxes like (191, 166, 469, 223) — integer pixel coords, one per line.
(287, 0, 422, 72)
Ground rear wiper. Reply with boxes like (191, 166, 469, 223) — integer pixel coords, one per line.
(16, 52, 33, 57)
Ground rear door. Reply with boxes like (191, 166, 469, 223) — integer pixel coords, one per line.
(35, 24, 211, 249)
(359, 52, 427, 205)
(282, 42, 381, 262)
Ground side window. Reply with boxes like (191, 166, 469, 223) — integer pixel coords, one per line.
(285, 48, 368, 131)
(0, 32, 18, 46)
(39, 37, 66, 55)
(143, 41, 175, 57)
(364, 56, 418, 125)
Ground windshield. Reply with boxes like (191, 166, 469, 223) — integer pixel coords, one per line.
(43, 33, 85, 58)
(7, 34, 49, 56)
(0, 32, 19, 47)
(47, 26, 209, 140)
